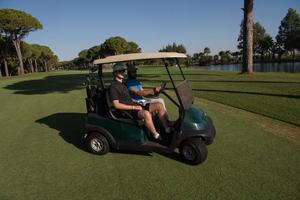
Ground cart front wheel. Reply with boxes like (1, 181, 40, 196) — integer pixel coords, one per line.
(180, 138, 207, 165)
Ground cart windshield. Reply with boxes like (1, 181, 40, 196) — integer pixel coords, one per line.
(176, 80, 194, 110)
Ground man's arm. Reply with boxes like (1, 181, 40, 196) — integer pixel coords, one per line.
(129, 85, 161, 97)
(112, 100, 142, 111)
(129, 88, 154, 96)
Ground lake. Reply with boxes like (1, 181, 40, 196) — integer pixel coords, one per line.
(191, 62, 300, 73)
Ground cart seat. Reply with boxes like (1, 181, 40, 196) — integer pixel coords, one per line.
(105, 92, 143, 126)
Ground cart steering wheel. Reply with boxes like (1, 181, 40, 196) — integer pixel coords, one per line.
(155, 82, 167, 96)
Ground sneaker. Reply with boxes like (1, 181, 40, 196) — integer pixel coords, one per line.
(154, 133, 162, 140)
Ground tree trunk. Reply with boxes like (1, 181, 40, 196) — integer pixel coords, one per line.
(34, 59, 38, 72)
(3, 59, 9, 76)
(12, 40, 25, 75)
(272, 51, 275, 60)
(242, 0, 254, 73)
(29, 59, 34, 73)
(44, 61, 48, 72)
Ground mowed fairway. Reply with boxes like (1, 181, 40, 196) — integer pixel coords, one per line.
(0, 69, 299, 200)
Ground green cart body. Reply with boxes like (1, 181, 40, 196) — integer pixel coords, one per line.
(84, 52, 216, 165)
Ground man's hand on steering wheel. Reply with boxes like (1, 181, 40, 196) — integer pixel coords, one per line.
(153, 82, 167, 96)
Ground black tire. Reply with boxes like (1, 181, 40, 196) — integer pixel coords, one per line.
(86, 132, 110, 155)
(180, 138, 208, 165)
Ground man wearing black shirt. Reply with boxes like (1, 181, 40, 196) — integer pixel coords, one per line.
(109, 63, 162, 140)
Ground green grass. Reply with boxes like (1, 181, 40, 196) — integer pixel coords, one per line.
(0, 70, 299, 200)
(136, 67, 300, 126)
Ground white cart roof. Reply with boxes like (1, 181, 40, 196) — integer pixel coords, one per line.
(93, 52, 187, 65)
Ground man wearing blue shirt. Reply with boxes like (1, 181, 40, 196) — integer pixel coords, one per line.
(125, 65, 171, 134)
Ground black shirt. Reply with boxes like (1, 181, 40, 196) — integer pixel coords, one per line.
(109, 80, 135, 106)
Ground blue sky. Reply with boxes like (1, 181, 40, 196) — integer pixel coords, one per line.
(1, 0, 299, 61)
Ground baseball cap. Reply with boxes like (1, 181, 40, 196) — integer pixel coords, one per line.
(113, 63, 125, 72)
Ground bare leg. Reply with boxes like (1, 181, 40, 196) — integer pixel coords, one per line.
(149, 98, 166, 111)
(149, 103, 169, 129)
(138, 110, 159, 137)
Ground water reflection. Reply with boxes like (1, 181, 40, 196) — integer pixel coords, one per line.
(192, 62, 300, 73)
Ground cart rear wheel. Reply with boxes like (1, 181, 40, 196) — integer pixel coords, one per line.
(87, 132, 110, 155)
(180, 138, 207, 165)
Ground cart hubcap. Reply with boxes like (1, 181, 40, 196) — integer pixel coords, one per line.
(91, 138, 103, 152)
(182, 145, 196, 161)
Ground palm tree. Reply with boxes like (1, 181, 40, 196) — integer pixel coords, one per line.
(242, 0, 254, 73)
(204, 47, 211, 56)
(218, 51, 225, 64)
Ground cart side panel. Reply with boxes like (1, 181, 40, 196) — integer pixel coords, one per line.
(86, 113, 146, 144)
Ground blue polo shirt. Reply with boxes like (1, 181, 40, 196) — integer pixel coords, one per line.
(125, 78, 143, 101)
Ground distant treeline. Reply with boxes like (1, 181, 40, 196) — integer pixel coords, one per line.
(191, 8, 300, 66)
(1, 8, 299, 76)
(60, 8, 300, 70)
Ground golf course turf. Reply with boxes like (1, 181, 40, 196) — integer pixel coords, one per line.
(0, 69, 299, 200)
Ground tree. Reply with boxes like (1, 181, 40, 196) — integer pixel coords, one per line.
(225, 50, 232, 62)
(126, 41, 141, 53)
(0, 9, 42, 75)
(69, 36, 141, 68)
(203, 47, 211, 56)
(191, 53, 200, 64)
(256, 35, 274, 60)
(39, 45, 55, 72)
(0, 36, 14, 76)
(218, 51, 225, 64)
(231, 51, 241, 63)
(238, 21, 266, 52)
(87, 45, 102, 62)
(100, 36, 141, 56)
(218, 50, 232, 64)
(159, 42, 187, 53)
(197, 47, 212, 65)
(101, 36, 128, 55)
(77, 49, 89, 67)
(242, 0, 254, 73)
(238, 21, 275, 61)
(31, 44, 42, 72)
(253, 22, 267, 54)
(21, 42, 34, 73)
(48, 55, 58, 70)
(276, 8, 300, 60)
(213, 55, 219, 64)
(237, 20, 244, 51)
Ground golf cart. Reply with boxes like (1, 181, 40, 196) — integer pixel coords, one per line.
(84, 52, 216, 165)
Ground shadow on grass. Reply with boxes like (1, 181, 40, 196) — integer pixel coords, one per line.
(36, 112, 180, 159)
(5, 73, 112, 95)
(5, 74, 86, 95)
(36, 112, 87, 152)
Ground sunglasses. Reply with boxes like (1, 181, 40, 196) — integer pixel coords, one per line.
(116, 69, 126, 73)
